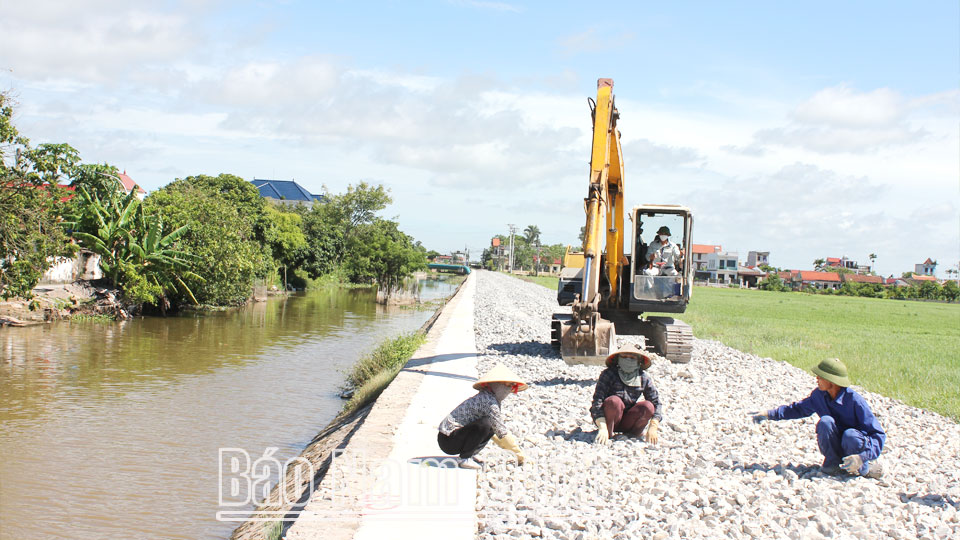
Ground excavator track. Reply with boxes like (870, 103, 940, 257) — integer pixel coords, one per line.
(645, 316, 693, 364)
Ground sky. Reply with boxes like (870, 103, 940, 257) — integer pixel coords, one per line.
(1, 1, 958, 277)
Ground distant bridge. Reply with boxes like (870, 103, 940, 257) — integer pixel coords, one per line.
(428, 263, 471, 275)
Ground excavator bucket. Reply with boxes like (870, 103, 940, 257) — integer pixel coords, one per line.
(552, 314, 617, 365)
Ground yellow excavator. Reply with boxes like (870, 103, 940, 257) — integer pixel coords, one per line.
(551, 78, 694, 364)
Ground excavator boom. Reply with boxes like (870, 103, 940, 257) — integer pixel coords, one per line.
(555, 78, 624, 364)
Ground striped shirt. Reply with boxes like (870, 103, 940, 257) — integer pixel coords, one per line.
(439, 389, 508, 438)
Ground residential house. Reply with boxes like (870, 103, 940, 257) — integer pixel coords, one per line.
(746, 251, 769, 267)
(796, 271, 841, 290)
(886, 276, 909, 287)
(908, 274, 939, 285)
(824, 256, 859, 271)
(841, 274, 883, 285)
(737, 265, 765, 288)
(251, 179, 324, 206)
(914, 258, 937, 276)
(116, 171, 147, 200)
(533, 255, 562, 274)
(705, 250, 739, 284)
(691, 244, 721, 281)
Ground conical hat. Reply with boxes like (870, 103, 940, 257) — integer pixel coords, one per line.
(473, 364, 528, 391)
(605, 343, 653, 370)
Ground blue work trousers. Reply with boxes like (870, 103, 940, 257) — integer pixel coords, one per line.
(816, 415, 870, 474)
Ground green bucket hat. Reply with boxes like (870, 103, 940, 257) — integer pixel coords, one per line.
(656, 226, 671, 236)
(812, 358, 850, 387)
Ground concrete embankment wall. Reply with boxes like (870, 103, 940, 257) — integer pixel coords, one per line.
(233, 273, 479, 540)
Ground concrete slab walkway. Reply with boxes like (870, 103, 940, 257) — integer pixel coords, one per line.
(284, 273, 480, 540)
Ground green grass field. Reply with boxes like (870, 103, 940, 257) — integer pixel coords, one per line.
(514, 274, 960, 420)
(677, 287, 959, 420)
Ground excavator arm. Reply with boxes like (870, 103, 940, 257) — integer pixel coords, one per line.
(557, 78, 625, 364)
(581, 78, 625, 308)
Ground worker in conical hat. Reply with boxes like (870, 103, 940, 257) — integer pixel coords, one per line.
(590, 343, 662, 445)
(438, 364, 528, 469)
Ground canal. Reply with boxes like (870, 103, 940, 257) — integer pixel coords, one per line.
(0, 278, 459, 540)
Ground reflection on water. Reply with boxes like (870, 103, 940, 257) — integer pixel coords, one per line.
(0, 278, 458, 540)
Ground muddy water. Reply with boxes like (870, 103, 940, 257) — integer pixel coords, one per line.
(0, 279, 458, 540)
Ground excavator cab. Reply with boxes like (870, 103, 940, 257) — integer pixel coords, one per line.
(629, 205, 694, 312)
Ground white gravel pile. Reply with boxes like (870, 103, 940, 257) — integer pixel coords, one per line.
(471, 270, 960, 540)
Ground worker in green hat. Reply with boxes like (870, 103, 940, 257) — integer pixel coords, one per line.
(751, 358, 886, 478)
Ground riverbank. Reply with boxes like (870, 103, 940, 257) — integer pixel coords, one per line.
(268, 270, 958, 540)
(232, 274, 472, 540)
(0, 280, 126, 325)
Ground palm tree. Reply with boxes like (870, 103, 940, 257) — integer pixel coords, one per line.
(868, 253, 877, 272)
(524, 225, 542, 276)
(813, 258, 826, 271)
(523, 225, 541, 245)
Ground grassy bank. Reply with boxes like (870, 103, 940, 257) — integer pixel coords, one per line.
(342, 331, 427, 414)
(516, 274, 959, 420)
(673, 287, 960, 420)
(512, 273, 559, 291)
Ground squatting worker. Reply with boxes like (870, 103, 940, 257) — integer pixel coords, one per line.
(751, 358, 886, 478)
(644, 226, 682, 276)
(591, 344, 662, 445)
(437, 364, 527, 469)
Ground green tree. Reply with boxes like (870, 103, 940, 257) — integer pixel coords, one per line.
(941, 280, 960, 302)
(292, 201, 345, 278)
(322, 182, 391, 264)
(66, 185, 200, 308)
(0, 93, 75, 298)
(813, 258, 826, 271)
(523, 225, 541, 245)
(293, 182, 392, 279)
(262, 203, 307, 288)
(758, 273, 786, 292)
(67, 186, 142, 286)
(68, 163, 124, 201)
(343, 218, 427, 287)
(145, 177, 271, 305)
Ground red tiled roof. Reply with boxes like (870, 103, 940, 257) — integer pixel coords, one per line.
(799, 271, 841, 282)
(117, 171, 146, 194)
(692, 244, 721, 254)
(841, 274, 883, 284)
(37, 183, 77, 202)
(923, 258, 935, 265)
(911, 274, 937, 281)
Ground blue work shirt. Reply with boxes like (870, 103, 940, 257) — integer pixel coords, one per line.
(767, 387, 886, 462)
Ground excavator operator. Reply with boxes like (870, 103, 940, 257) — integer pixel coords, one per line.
(643, 226, 683, 276)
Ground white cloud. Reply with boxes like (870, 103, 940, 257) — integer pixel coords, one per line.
(792, 86, 905, 128)
(747, 85, 929, 154)
(0, 1, 203, 83)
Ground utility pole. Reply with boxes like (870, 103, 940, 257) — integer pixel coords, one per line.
(507, 224, 517, 272)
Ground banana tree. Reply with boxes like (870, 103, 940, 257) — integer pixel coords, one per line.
(66, 186, 202, 307)
(128, 212, 203, 306)
(66, 186, 141, 285)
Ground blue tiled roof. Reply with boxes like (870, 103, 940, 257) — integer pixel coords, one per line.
(251, 179, 324, 202)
